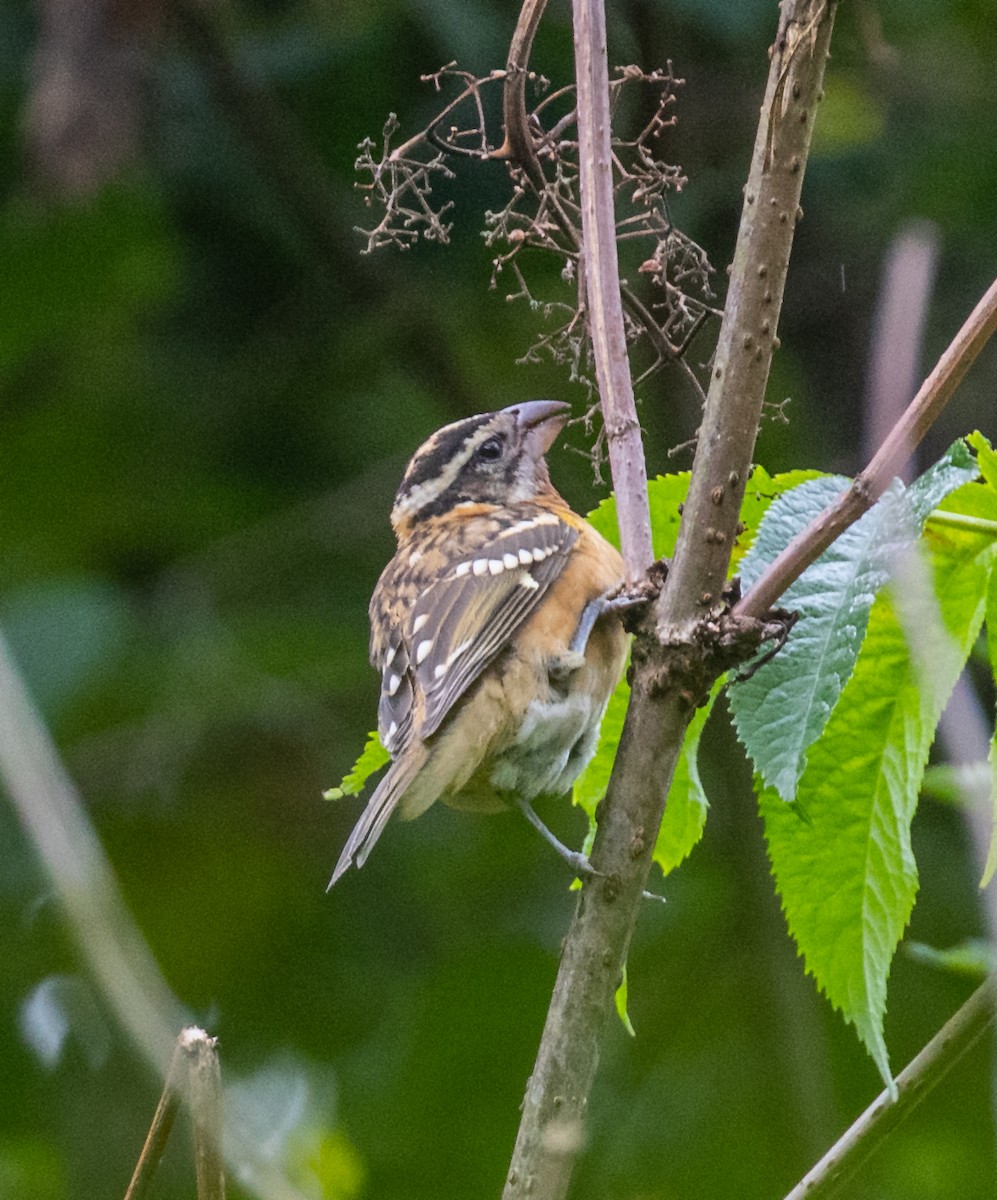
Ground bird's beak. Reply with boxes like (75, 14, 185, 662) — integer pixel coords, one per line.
(505, 399, 571, 457)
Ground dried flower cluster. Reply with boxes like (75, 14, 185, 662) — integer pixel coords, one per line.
(355, 61, 718, 397)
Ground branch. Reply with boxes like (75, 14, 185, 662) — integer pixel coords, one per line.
(782, 981, 996, 1200)
(497, 0, 548, 185)
(124, 1026, 227, 1200)
(736, 274, 997, 620)
(658, 1, 838, 631)
(124, 1037, 185, 1200)
(186, 1027, 227, 1200)
(503, 4, 838, 1198)
(572, 0, 654, 580)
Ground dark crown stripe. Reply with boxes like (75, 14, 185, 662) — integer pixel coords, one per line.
(394, 415, 497, 513)
(398, 416, 493, 495)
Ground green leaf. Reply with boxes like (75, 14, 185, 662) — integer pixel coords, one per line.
(615, 963, 636, 1038)
(587, 466, 827, 570)
(967, 430, 997, 489)
(652, 683, 719, 875)
(736, 466, 827, 568)
(573, 673, 717, 877)
(573, 671, 628, 816)
(934, 459, 997, 888)
(324, 732, 389, 800)
(983, 525, 997, 887)
(587, 473, 690, 560)
(731, 443, 978, 803)
(761, 519, 993, 1090)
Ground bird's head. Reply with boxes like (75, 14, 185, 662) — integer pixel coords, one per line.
(390, 400, 570, 538)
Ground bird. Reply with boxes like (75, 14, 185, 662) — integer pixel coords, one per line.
(329, 399, 628, 886)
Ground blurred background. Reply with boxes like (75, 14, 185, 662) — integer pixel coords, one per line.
(1, 0, 995, 1197)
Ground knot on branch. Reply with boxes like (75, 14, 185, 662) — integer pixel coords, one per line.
(603, 558, 670, 633)
(630, 577, 797, 707)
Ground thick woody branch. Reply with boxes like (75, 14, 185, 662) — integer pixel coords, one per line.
(736, 275, 997, 619)
(658, 0, 837, 633)
(503, 4, 837, 1198)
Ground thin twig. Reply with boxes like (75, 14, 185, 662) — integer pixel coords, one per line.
(736, 275, 997, 620)
(496, 0, 548, 182)
(124, 1038, 186, 1200)
(782, 981, 995, 1200)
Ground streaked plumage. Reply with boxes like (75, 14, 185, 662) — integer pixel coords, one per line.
(330, 400, 626, 885)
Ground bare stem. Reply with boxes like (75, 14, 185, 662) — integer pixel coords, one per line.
(658, 1, 838, 634)
(124, 1039, 186, 1200)
(736, 274, 997, 620)
(498, 0, 548, 182)
(572, 0, 654, 580)
(123, 1027, 227, 1200)
(502, 5, 838, 1199)
(184, 1027, 227, 1200)
(782, 980, 996, 1200)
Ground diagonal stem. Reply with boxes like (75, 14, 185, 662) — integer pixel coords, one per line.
(736, 275, 997, 620)
(781, 980, 996, 1200)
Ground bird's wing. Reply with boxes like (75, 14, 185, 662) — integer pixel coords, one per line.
(370, 511, 579, 752)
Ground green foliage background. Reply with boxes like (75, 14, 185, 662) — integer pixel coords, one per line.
(1, 1, 995, 1197)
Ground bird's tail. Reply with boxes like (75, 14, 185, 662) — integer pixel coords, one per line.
(328, 743, 429, 888)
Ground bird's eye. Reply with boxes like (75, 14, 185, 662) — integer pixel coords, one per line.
(477, 437, 504, 462)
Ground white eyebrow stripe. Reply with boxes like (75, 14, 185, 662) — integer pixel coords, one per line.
(391, 422, 503, 520)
